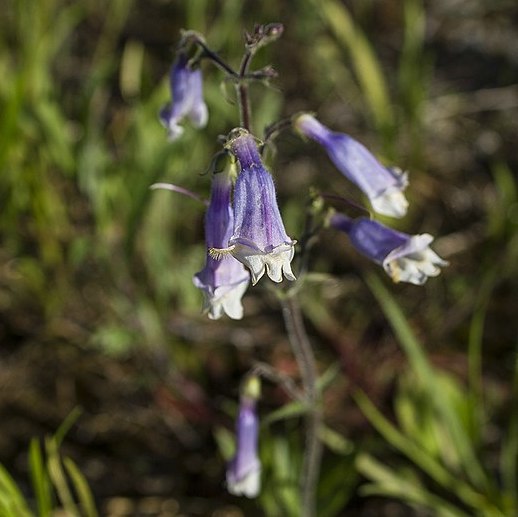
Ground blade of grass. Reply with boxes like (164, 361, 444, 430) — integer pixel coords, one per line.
(397, 0, 429, 161)
(315, 0, 394, 141)
(0, 464, 32, 517)
(261, 400, 308, 427)
(271, 437, 301, 517)
(354, 389, 485, 510)
(54, 407, 82, 447)
(29, 438, 52, 517)
(467, 265, 498, 445)
(500, 348, 518, 509)
(63, 458, 98, 517)
(357, 453, 471, 517)
(46, 438, 79, 517)
(0, 464, 33, 517)
(365, 273, 490, 491)
(356, 390, 507, 515)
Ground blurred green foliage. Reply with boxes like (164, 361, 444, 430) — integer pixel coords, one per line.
(0, 409, 97, 517)
(356, 275, 517, 516)
(1, 0, 517, 515)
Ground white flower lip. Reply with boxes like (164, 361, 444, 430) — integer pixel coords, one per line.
(371, 178, 409, 218)
(188, 101, 208, 128)
(227, 462, 261, 498)
(194, 276, 249, 320)
(164, 120, 184, 141)
(382, 234, 449, 285)
(229, 239, 297, 285)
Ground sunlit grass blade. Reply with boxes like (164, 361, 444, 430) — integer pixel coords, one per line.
(261, 400, 308, 427)
(120, 40, 145, 99)
(357, 453, 470, 517)
(355, 390, 480, 507)
(500, 351, 518, 512)
(316, 0, 394, 140)
(63, 458, 98, 517)
(364, 273, 432, 382)
(467, 265, 498, 446)
(365, 273, 490, 491)
(53, 407, 82, 448)
(271, 437, 301, 517)
(29, 438, 52, 517)
(316, 363, 341, 393)
(33, 101, 75, 174)
(398, 0, 427, 114)
(213, 426, 235, 462)
(317, 453, 357, 517)
(318, 425, 354, 456)
(0, 464, 33, 517)
(46, 438, 79, 517)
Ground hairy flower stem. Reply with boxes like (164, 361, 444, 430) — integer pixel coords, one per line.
(237, 50, 254, 131)
(281, 295, 322, 517)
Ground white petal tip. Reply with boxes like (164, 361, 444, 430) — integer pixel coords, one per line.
(372, 190, 409, 218)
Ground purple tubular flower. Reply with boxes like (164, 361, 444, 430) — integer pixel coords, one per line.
(331, 213, 448, 285)
(227, 391, 261, 498)
(295, 113, 409, 218)
(211, 129, 296, 285)
(193, 170, 249, 319)
(159, 53, 208, 141)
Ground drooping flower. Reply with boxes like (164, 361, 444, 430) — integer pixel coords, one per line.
(227, 376, 261, 498)
(330, 213, 448, 285)
(294, 113, 409, 218)
(193, 168, 250, 320)
(210, 128, 296, 285)
(159, 52, 208, 141)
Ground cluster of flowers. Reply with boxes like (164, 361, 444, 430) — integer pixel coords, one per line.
(159, 54, 447, 323)
(157, 42, 447, 497)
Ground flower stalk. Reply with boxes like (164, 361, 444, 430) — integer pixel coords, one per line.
(281, 295, 322, 517)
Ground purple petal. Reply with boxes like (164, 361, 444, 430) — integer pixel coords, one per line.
(295, 114, 408, 217)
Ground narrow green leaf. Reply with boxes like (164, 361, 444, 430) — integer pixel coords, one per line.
(365, 273, 490, 490)
(272, 438, 300, 517)
(318, 425, 354, 456)
(357, 454, 470, 517)
(354, 389, 489, 512)
(53, 407, 82, 448)
(29, 438, 52, 517)
(500, 351, 518, 508)
(63, 458, 98, 517)
(46, 438, 79, 517)
(467, 265, 498, 445)
(0, 464, 32, 516)
(316, 0, 394, 138)
(213, 426, 235, 461)
(261, 400, 308, 427)
(316, 363, 341, 393)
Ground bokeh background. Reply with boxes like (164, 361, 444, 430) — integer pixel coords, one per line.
(1, 0, 517, 515)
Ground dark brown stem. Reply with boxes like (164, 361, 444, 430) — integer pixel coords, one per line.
(199, 44, 238, 77)
(236, 50, 254, 131)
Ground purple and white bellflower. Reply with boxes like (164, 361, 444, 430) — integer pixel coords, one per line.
(193, 169, 250, 320)
(330, 213, 448, 285)
(227, 377, 261, 498)
(210, 129, 296, 285)
(159, 52, 208, 141)
(294, 113, 409, 218)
